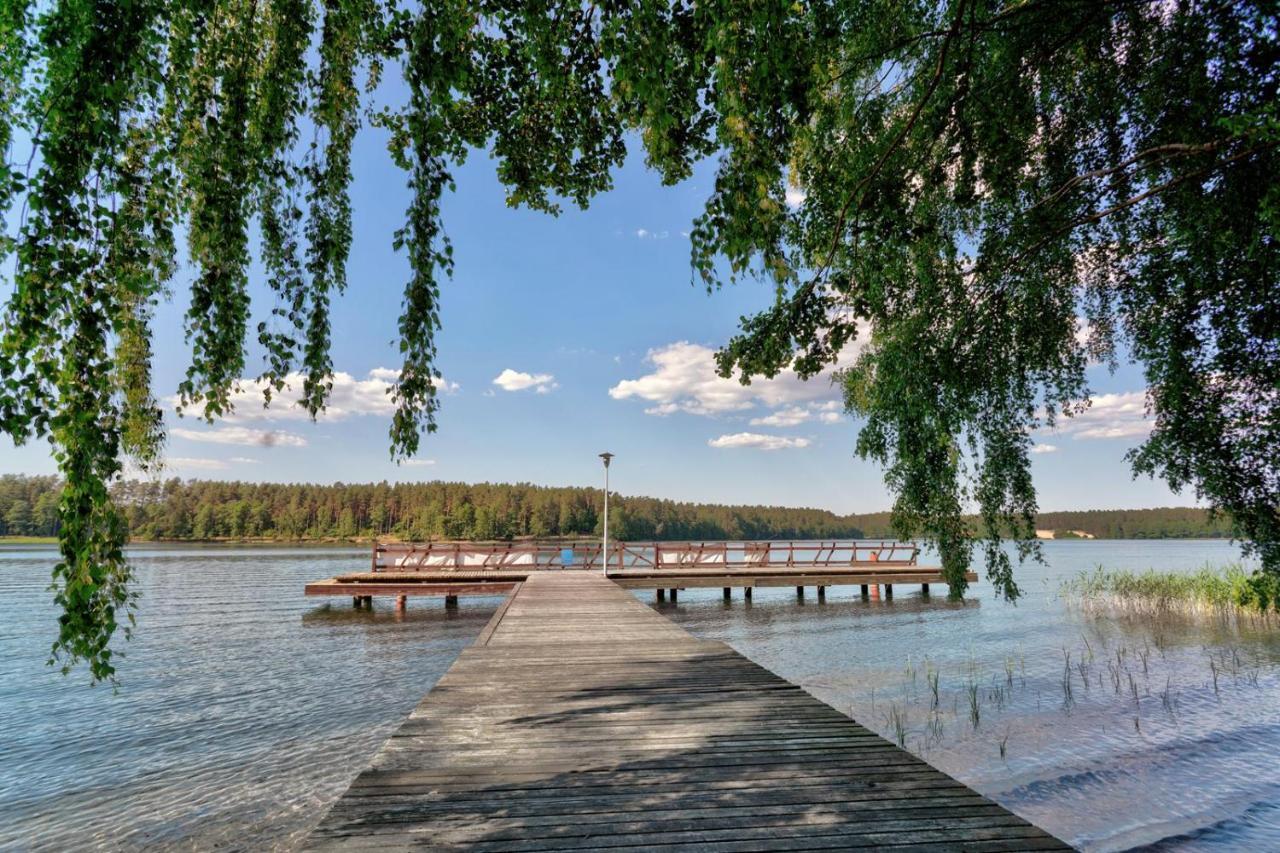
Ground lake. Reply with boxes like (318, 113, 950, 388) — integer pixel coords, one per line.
(0, 540, 1273, 850)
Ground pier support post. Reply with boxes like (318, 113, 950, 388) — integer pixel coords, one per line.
(921, 583, 930, 597)
(885, 584, 893, 599)
(361, 596, 373, 608)
(353, 596, 361, 609)
(796, 586, 805, 599)
(396, 595, 407, 611)
(444, 595, 458, 609)
(669, 588, 678, 603)
(744, 587, 753, 601)
(657, 588, 666, 602)
(723, 587, 731, 601)
(818, 586, 826, 601)
(860, 584, 869, 598)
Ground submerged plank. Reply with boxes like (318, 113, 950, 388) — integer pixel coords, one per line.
(304, 573, 1069, 851)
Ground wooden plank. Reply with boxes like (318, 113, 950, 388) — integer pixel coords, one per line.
(303, 574, 1069, 851)
(305, 580, 517, 597)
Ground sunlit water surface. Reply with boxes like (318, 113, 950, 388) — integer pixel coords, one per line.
(661, 539, 1277, 852)
(1, 540, 1275, 851)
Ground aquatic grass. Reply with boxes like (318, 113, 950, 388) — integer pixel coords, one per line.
(1061, 563, 1280, 623)
(886, 702, 908, 748)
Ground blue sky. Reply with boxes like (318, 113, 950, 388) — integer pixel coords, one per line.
(2, 127, 1189, 514)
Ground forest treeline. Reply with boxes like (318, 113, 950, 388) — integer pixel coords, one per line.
(0, 475, 1236, 542)
(848, 508, 1235, 540)
(0, 475, 866, 541)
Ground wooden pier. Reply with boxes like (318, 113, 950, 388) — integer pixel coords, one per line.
(305, 573, 1068, 851)
(304, 540, 976, 607)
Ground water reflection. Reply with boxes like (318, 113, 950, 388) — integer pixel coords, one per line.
(0, 539, 1272, 852)
(0, 545, 496, 851)
(658, 540, 1272, 852)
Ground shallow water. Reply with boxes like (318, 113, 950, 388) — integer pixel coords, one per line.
(0, 545, 503, 850)
(659, 539, 1277, 851)
(0, 539, 1274, 851)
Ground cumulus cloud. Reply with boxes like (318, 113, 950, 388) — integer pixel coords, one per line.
(174, 368, 457, 423)
(708, 432, 812, 451)
(1052, 391, 1152, 440)
(748, 403, 847, 427)
(750, 406, 813, 427)
(1030, 443, 1058, 454)
(493, 369, 558, 393)
(610, 338, 864, 417)
(172, 426, 308, 448)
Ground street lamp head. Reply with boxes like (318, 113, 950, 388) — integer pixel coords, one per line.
(599, 451, 614, 468)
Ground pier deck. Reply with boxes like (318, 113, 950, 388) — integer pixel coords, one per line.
(305, 573, 1068, 851)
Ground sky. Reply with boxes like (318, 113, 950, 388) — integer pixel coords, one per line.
(1, 119, 1191, 514)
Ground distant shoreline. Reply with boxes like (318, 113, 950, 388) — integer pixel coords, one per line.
(2, 534, 1245, 546)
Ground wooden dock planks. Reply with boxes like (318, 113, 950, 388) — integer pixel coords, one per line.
(304, 573, 1070, 851)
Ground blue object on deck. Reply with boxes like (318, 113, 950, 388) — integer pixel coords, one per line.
(560, 548, 573, 568)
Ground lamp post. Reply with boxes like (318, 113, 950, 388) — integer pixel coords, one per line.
(599, 452, 614, 575)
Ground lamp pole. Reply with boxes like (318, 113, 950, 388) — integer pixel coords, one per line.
(599, 452, 614, 576)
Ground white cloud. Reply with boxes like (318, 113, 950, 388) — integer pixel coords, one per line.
(167, 456, 229, 471)
(400, 458, 437, 467)
(368, 366, 460, 394)
(819, 411, 842, 424)
(750, 406, 812, 427)
(229, 456, 259, 464)
(785, 185, 807, 208)
(172, 426, 308, 448)
(634, 228, 669, 240)
(1030, 443, 1058, 454)
(610, 338, 864, 417)
(1053, 391, 1152, 440)
(173, 368, 457, 423)
(493, 369, 557, 393)
(708, 432, 812, 451)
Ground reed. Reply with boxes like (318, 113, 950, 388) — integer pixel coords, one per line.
(1061, 563, 1279, 623)
(886, 702, 908, 748)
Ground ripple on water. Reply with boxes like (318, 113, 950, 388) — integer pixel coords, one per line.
(1, 540, 1275, 851)
(657, 539, 1278, 852)
(0, 545, 498, 850)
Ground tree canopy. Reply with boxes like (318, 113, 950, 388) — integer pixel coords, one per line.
(1, 0, 1276, 680)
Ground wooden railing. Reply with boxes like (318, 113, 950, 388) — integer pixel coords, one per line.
(372, 540, 919, 573)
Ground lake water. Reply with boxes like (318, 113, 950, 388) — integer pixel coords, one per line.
(0, 540, 1274, 851)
